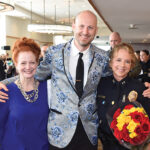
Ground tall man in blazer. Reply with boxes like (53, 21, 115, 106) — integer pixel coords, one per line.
(36, 10, 111, 150)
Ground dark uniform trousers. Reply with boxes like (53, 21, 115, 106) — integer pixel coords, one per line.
(49, 118, 97, 150)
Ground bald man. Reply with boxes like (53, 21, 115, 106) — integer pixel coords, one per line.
(109, 32, 121, 49)
(36, 10, 110, 150)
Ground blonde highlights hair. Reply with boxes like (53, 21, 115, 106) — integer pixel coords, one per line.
(109, 43, 137, 69)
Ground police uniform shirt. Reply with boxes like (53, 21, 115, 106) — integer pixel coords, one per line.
(96, 75, 150, 149)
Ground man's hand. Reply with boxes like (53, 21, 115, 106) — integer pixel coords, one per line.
(0, 82, 8, 102)
(143, 82, 150, 98)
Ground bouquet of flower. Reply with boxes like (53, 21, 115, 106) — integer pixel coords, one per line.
(107, 101, 150, 149)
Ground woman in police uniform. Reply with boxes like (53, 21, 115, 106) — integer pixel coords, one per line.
(97, 43, 150, 150)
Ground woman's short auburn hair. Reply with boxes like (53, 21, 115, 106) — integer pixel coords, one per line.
(12, 37, 41, 64)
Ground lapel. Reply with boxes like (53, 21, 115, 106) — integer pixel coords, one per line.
(83, 45, 102, 98)
(63, 42, 102, 98)
(83, 46, 94, 92)
(63, 39, 76, 89)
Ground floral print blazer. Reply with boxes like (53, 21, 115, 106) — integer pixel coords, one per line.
(35, 38, 110, 148)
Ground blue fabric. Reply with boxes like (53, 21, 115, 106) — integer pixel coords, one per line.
(0, 81, 49, 150)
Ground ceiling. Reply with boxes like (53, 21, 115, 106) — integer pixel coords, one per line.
(90, 0, 150, 43)
(3, 0, 150, 44)
(3, 0, 111, 45)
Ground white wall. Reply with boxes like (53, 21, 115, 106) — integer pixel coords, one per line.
(5, 16, 53, 56)
(0, 15, 6, 54)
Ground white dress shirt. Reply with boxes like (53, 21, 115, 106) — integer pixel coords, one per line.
(69, 40, 90, 87)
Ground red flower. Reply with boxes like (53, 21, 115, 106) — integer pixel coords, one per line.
(141, 120, 150, 134)
(139, 134, 147, 142)
(124, 104, 134, 109)
(110, 119, 117, 129)
(122, 124, 130, 142)
(114, 128, 122, 140)
(130, 112, 145, 123)
(113, 108, 121, 119)
(131, 134, 147, 145)
(135, 126, 142, 135)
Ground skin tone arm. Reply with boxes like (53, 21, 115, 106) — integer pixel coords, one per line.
(143, 82, 150, 98)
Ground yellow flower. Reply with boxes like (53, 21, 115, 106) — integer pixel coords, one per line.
(129, 131, 137, 138)
(127, 120, 139, 133)
(117, 114, 130, 130)
(122, 109, 130, 115)
(116, 121, 125, 131)
(117, 114, 126, 123)
(124, 116, 131, 124)
(129, 107, 145, 114)
(129, 107, 137, 113)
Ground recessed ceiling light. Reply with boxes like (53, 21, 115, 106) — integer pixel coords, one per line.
(129, 24, 138, 29)
(142, 39, 148, 43)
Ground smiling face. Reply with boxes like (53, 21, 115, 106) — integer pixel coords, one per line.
(110, 49, 132, 81)
(15, 51, 38, 80)
(140, 51, 149, 63)
(72, 10, 98, 51)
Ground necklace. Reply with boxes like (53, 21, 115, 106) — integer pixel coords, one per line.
(16, 78, 39, 103)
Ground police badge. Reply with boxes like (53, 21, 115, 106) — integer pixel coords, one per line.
(128, 90, 138, 102)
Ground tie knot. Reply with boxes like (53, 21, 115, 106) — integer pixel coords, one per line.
(79, 52, 83, 58)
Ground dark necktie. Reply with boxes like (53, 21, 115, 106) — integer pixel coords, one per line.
(75, 52, 84, 98)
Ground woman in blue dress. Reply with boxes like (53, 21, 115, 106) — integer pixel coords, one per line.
(0, 37, 49, 150)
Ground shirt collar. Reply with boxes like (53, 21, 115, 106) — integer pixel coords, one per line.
(70, 39, 90, 56)
(112, 75, 130, 86)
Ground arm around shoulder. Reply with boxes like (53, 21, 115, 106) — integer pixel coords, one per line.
(35, 48, 52, 81)
(142, 82, 150, 98)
